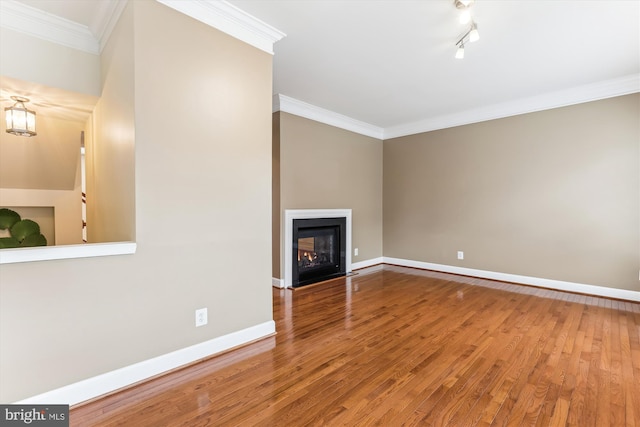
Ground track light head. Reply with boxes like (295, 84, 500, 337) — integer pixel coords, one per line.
(455, 42, 465, 59)
(469, 22, 480, 42)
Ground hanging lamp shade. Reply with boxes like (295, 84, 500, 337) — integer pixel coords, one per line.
(5, 96, 37, 137)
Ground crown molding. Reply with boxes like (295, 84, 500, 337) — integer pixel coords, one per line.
(273, 75, 638, 141)
(0, 0, 99, 54)
(94, 0, 128, 53)
(0, 0, 283, 56)
(383, 74, 640, 139)
(273, 94, 384, 140)
(156, 0, 285, 55)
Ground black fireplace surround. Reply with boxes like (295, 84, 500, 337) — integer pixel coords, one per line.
(292, 217, 346, 288)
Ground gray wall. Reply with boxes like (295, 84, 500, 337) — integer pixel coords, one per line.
(0, 1, 273, 402)
(384, 94, 639, 291)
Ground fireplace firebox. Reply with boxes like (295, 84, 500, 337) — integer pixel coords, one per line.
(292, 217, 346, 288)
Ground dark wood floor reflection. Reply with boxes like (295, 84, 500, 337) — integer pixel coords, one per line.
(71, 265, 640, 426)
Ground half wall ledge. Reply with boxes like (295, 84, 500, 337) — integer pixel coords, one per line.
(0, 242, 137, 264)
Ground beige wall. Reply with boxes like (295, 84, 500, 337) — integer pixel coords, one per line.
(0, 0, 273, 403)
(275, 112, 383, 277)
(0, 113, 83, 191)
(86, 0, 136, 243)
(384, 94, 640, 291)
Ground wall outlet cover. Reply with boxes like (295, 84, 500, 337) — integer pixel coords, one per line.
(195, 308, 208, 327)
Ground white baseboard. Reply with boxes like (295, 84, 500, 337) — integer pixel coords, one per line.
(272, 277, 284, 288)
(352, 257, 384, 271)
(15, 320, 276, 406)
(383, 257, 640, 302)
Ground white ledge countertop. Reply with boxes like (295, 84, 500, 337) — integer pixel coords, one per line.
(0, 242, 136, 264)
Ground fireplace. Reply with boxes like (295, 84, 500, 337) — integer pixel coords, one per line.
(283, 209, 352, 289)
(292, 217, 346, 288)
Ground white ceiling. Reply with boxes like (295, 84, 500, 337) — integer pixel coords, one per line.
(229, 0, 639, 131)
(7, 0, 640, 136)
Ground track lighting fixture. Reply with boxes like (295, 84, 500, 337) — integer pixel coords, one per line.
(455, 22, 479, 59)
(454, 0, 474, 24)
(469, 22, 480, 42)
(455, 42, 465, 59)
(453, 0, 480, 59)
(454, 0, 474, 9)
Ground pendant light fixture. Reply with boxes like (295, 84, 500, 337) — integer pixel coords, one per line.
(5, 96, 37, 137)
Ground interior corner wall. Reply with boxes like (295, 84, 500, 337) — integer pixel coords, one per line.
(272, 112, 281, 278)
(87, 0, 136, 243)
(384, 94, 640, 292)
(276, 112, 383, 278)
(0, 0, 273, 403)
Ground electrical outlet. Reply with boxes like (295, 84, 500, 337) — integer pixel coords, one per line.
(457, 251, 464, 260)
(195, 308, 208, 327)
(354, 248, 359, 256)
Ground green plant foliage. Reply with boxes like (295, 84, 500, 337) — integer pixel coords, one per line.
(10, 219, 41, 243)
(0, 237, 20, 248)
(0, 208, 48, 249)
(21, 233, 47, 247)
(0, 208, 21, 230)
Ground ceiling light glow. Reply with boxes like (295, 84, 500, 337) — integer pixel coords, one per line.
(459, 9, 471, 24)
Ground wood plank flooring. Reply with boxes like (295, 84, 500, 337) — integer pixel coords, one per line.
(71, 265, 640, 426)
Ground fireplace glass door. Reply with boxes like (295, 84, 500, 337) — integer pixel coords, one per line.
(292, 217, 346, 287)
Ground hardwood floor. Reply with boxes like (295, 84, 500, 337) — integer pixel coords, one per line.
(71, 265, 640, 426)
